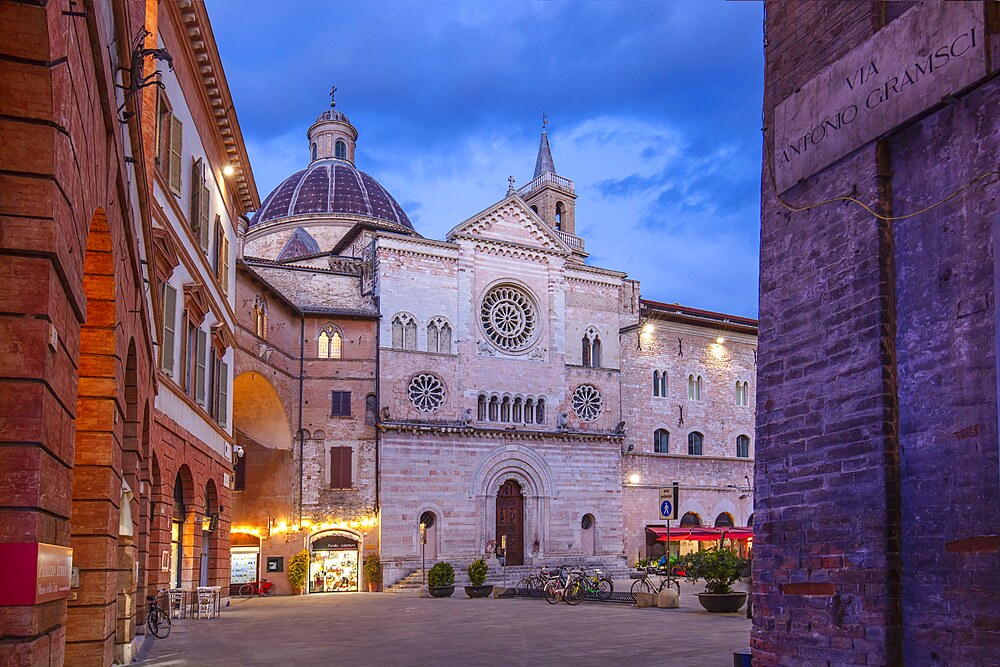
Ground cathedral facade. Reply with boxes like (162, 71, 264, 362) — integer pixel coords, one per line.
(231, 100, 756, 590)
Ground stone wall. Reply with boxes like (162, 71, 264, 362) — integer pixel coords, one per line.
(756, 2, 1000, 665)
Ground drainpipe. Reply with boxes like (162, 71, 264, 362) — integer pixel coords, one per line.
(298, 315, 305, 525)
(373, 241, 381, 514)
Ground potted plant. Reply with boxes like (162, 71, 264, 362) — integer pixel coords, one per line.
(465, 558, 491, 598)
(427, 561, 455, 598)
(680, 548, 749, 613)
(288, 549, 310, 595)
(363, 553, 381, 592)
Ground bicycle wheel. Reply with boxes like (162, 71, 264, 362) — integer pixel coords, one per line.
(516, 577, 530, 595)
(262, 585, 275, 597)
(598, 577, 614, 601)
(543, 581, 560, 604)
(147, 608, 171, 638)
(564, 580, 584, 605)
(239, 584, 254, 599)
(630, 578, 652, 595)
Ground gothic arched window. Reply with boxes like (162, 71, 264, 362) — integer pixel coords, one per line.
(318, 325, 343, 359)
(391, 313, 417, 350)
(477, 394, 487, 421)
(427, 317, 452, 354)
(335, 139, 347, 160)
(582, 327, 601, 368)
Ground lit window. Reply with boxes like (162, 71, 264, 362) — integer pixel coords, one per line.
(736, 434, 750, 458)
(253, 296, 267, 339)
(688, 431, 703, 455)
(318, 325, 342, 359)
(654, 429, 669, 454)
(688, 374, 703, 401)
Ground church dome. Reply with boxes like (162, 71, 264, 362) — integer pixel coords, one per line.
(249, 159, 413, 229)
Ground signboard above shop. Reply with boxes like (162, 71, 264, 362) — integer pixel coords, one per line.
(773, 1, 987, 193)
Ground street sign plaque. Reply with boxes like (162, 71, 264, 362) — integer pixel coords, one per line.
(659, 485, 679, 521)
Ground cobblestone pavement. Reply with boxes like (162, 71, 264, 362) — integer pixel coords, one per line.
(134, 584, 751, 667)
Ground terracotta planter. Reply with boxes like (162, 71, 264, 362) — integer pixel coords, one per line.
(696, 592, 747, 613)
(368, 582, 379, 592)
(428, 585, 455, 598)
(464, 585, 493, 598)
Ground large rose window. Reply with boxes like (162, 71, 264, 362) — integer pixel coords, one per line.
(480, 284, 537, 352)
(408, 374, 445, 412)
(572, 384, 603, 421)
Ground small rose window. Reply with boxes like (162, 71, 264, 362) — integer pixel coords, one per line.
(572, 384, 603, 421)
(408, 374, 445, 412)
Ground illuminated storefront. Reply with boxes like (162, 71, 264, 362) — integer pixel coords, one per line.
(308, 531, 360, 593)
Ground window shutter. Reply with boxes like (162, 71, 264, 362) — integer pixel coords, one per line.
(218, 361, 228, 426)
(168, 116, 183, 195)
(200, 182, 211, 251)
(220, 235, 230, 292)
(341, 447, 352, 488)
(190, 158, 203, 232)
(161, 284, 177, 374)
(330, 447, 352, 488)
(195, 328, 207, 405)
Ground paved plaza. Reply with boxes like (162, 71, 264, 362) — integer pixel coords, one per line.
(135, 584, 751, 666)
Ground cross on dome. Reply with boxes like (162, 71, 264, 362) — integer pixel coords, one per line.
(330, 85, 338, 108)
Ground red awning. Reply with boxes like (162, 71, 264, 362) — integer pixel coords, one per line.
(646, 525, 753, 542)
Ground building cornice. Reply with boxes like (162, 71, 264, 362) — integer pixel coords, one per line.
(170, 0, 260, 212)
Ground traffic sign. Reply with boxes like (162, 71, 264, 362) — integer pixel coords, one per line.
(659, 484, 679, 520)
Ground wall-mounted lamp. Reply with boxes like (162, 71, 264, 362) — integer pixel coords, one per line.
(628, 473, 641, 485)
(223, 165, 235, 176)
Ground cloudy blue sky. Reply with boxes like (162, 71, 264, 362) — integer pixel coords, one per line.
(207, 1, 764, 318)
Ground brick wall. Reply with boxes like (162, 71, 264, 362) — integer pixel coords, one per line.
(756, 2, 1000, 665)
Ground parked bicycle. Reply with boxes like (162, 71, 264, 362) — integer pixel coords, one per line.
(239, 579, 276, 599)
(630, 566, 680, 596)
(543, 568, 585, 605)
(577, 567, 614, 601)
(146, 590, 171, 638)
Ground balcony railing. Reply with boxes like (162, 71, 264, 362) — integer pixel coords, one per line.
(557, 231, 584, 250)
(517, 172, 575, 196)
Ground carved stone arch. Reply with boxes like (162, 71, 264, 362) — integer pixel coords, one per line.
(472, 444, 556, 561)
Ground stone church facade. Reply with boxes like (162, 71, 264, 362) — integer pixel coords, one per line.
(231, 99, 756, 589)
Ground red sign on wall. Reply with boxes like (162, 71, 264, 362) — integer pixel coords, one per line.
(0, 543, 73, 605)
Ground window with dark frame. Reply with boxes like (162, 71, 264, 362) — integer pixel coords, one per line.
(688, 431, 704, 456)
(736, 434, 751, 458)
(654, 428, 670, 453)
(331, 391, 351, 417)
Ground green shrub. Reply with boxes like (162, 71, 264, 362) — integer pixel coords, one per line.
(287, 549, 310, 593)
(363, 553, 381, 585)
(427, 561, 455, 587)
(467, 558, 488, 586)
(679, 548, 748, 595)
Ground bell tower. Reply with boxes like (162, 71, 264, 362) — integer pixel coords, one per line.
(520, 116, 578, 237)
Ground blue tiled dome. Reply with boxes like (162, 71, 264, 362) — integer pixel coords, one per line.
(250, 159, 412, 229)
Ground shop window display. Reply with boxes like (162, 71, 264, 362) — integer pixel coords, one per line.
(308, 533, 359, 593)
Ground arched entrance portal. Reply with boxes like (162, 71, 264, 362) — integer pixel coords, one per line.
(308, 530, 361, 593)
(496, 480, 524, 566)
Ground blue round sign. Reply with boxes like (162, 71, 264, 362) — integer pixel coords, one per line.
(660, 500, 673, 517)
